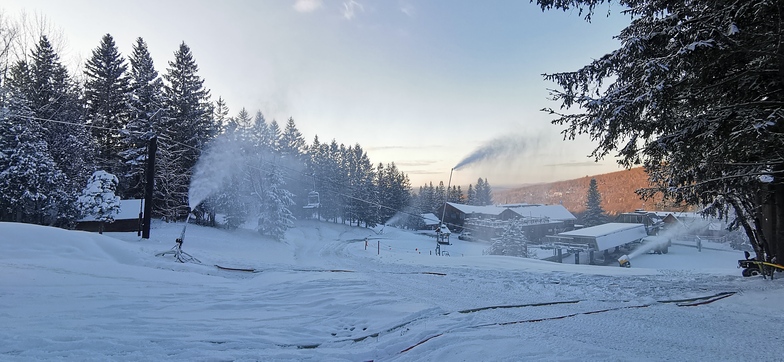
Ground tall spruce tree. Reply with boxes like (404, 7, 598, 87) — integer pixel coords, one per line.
(266, 120, 281, 153)
(122, 37, 165, 199)
(321, 140, 346, 223)
(474, 178, 493, 206)
(162, 42, 217, 218)
(344, 144, 377, 227)
(8, 36, 94, 225)
(535, 0, 784, 261)
(582, 178, 606, 227)
(84, 33, 131, 174)
(253, 160, 295, 241)
(279, 117, 305, 160)
(466, 184, 476, 205)
(278, 117, 308, 217)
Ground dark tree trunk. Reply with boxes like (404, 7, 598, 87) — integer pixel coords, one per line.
(774, 170, 784, 264)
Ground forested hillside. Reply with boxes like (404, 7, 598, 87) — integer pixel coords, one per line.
(495, 167, 689, 216)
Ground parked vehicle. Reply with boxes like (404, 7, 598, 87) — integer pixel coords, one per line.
(458, 231, 474, 241)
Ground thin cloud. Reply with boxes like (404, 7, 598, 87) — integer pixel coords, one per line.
(394, 160, 439, 167)
(405, 169, 443, 175)
(400, 3, 415, 17)
(293, 0, 322, 12)
(342, 0, 363, 20)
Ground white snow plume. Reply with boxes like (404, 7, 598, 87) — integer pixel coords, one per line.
(453, 134, 537, 171)
(189, 135, 244, 210)
(385, 212, 409, 227)
(628, 236, 670, 259)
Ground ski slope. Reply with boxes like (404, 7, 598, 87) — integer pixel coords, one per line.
(1, 220, 782, 361)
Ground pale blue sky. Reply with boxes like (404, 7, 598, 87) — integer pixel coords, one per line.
(2, 0, 631, 187)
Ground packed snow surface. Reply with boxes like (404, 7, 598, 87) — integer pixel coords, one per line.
(1, 220, 783, 361)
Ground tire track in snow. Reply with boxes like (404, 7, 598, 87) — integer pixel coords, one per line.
(397, 291, 738, 355)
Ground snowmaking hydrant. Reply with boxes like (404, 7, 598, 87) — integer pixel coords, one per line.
(618, 255, 631, 268)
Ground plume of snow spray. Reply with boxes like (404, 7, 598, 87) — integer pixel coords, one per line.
(453, 134, 536, 170)
(188, 135, 244, 210)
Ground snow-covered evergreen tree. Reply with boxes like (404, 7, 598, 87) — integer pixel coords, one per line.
(278, 117, 308, 218)
(447, 185, 462, 203)
(466, 184, 476, 206)
(162, 42, 217, 219)
(535, 0, 784, 261)
(279, 117, 305, 160)
(473, 178, 492, 206)
(252, 159, 295, 241)
(0, 87, 68, 224)
(306, 136, 341, 222)
(423, 182, 437, 213)
(266, 120, 282, 153)
(375, 162, 412, 224)
(435, 181, 446, 212)
(486, 219, 535, 258)
(7, 36, 95, 225)
(213, 97, 230, 126)
(76, 170, 121, 234)
(121, 37, 165, 199)
(582, 178, 606, 227)
(84, 33, 131, 175)
(344, 144, 377, 227)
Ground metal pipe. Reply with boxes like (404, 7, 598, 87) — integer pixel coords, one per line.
(440, 168, 454, 226)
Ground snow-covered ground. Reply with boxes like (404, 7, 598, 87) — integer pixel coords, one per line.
(2, 220, 783, 361)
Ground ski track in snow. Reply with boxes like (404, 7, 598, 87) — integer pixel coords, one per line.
(1, 220, 783, 361)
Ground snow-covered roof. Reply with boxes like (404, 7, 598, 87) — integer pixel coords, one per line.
(507, 205, 576, 221)
(420, 213, 440, 226)
(79, 199, 143, 222)
(446, 202, 506, 216)
(559, 223, 644, 238)
(498, 203, 541, 208)
(649, 211, 708, 220)
(557, 223, 648, 251)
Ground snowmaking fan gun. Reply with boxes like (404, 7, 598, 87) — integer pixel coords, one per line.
(618, 255, 631, 268)
(738, 251, 784, 278)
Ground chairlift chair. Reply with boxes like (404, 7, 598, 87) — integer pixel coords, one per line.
(303, 190, 320, 209)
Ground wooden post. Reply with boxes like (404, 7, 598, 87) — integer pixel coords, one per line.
(377, 240, 380, 255)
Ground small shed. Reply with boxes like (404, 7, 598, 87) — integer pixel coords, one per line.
(75, 199, 143, 233)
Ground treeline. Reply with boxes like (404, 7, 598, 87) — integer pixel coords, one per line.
(0, 31, 223, 226)
(0, 20, 497, 237)
(412, 178, 493, 215)
(0, 26, 417, 236)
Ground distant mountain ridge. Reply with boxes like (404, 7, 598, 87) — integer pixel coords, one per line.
(494, 167, 686, 216)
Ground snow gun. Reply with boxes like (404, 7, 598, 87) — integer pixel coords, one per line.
(155, 210, 200, 263)
(177, 211, 193, 246)
(618, 255, 631, 268)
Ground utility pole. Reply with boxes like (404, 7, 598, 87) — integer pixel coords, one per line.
(142, 136, 157, 239)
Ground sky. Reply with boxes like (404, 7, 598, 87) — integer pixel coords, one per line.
(1, 0, 632, 188)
